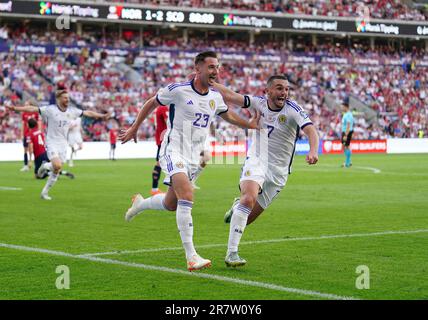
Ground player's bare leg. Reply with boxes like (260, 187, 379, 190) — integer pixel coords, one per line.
(41, 157, 62, 200)
(171, 172, 211, 271)
(125, 179, 174, 222)
(225, 180, 259, 267)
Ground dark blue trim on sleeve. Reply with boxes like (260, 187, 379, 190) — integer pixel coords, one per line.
(38, 107, 42, 115)
(217, 108, 229, 116)
(156, 94, 165, 106)
(301, 122, 313, 130)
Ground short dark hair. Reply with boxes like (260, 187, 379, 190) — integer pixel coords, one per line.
(194, 51, 217, 65)
(343, 97, 350, 107)
(267, 75, 288, 87)
(28, 118, 37, 129)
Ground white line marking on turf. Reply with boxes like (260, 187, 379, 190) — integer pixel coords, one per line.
(0, 242, 358, 300)
(0, 186, 22, 191)
(80, 229, 428, 257)
(307, 164, 381, 174)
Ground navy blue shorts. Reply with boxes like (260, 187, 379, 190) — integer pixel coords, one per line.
(341, 131, 354, 147)
(34, 152, 49, 176)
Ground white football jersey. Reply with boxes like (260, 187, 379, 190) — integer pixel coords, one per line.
(245, 96, 313, 176)
(157, 80, 228, 164)
(39, 104, 83, 147)
(68, 117, 82, 135)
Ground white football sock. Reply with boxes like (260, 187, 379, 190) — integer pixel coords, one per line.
(42, 172, 58, 195)
(136, 193, 166, 211)
(227, 203, 251, 254)
(176, 199, 197, 259)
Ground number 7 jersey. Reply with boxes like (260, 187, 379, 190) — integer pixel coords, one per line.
(245, 95, 313, 176)
(156, 80, 228, 164)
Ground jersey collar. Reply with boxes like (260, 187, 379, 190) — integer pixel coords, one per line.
(190, 79, 209, 96)
(267, 100, 283, 113)
(56, 104, 68, 113)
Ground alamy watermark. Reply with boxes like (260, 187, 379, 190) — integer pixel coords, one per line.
(55, 14, 71, 30)
(55, 265, 70, 289)
(355, 265, 370, 290)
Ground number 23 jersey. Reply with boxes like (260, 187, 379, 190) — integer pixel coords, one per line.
(156, 80, 228, 164)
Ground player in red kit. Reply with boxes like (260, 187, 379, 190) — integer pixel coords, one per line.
(152, 105, 169, 195)
(27, 118, 74, 180)
(109, 127, 117, 161)
(21, 108, 41, 172)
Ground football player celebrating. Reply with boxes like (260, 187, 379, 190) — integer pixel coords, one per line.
(27, 118, 74, 180)
(119, 51, 260, 271)
(212, 75, 319, 267)
(6, 85, 109, 200)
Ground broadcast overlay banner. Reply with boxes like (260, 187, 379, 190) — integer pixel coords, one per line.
(0, 0, 427, 38)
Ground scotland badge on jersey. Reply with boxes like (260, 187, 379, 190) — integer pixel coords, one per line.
(278, 115, 287, 123)
(209, 99, 216, 110)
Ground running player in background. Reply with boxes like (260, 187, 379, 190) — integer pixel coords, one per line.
(341, 99, 354, 168)
(213, 75, 319, 267)
(20, 104, 41, 172)
(6, 86, 109, 200)
(119, 51, 260, 271)
(67, 117, 83, 167)
(109, 127, 117, 161)
(27, 118, 74, 180)
(151, 104, 168, 195)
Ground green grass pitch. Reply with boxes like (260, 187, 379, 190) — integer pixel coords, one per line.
(0, 154, 427, 300)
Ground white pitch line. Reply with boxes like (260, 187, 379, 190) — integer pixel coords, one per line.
(0, 242, 358, 300)
(306, 164, 381, 174)
(0, 186, 22, 191)
(351, 166, 381, 174)
(80, 229, 428, 257)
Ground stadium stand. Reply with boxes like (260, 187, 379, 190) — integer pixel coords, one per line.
(1, 12, 427, 143)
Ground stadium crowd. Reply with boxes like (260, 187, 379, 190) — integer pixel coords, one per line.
(1, 27, 427, 143)
(102, 0, 427, 21)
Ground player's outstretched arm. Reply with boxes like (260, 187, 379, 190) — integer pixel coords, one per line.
(119, 96, 159, 144)
(212, 83, 246, 108)
(83, 110, 110, 120)
(5, 104, 39, 113)
(302, 124, 319, 165)
(220, 109, 260, 129)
